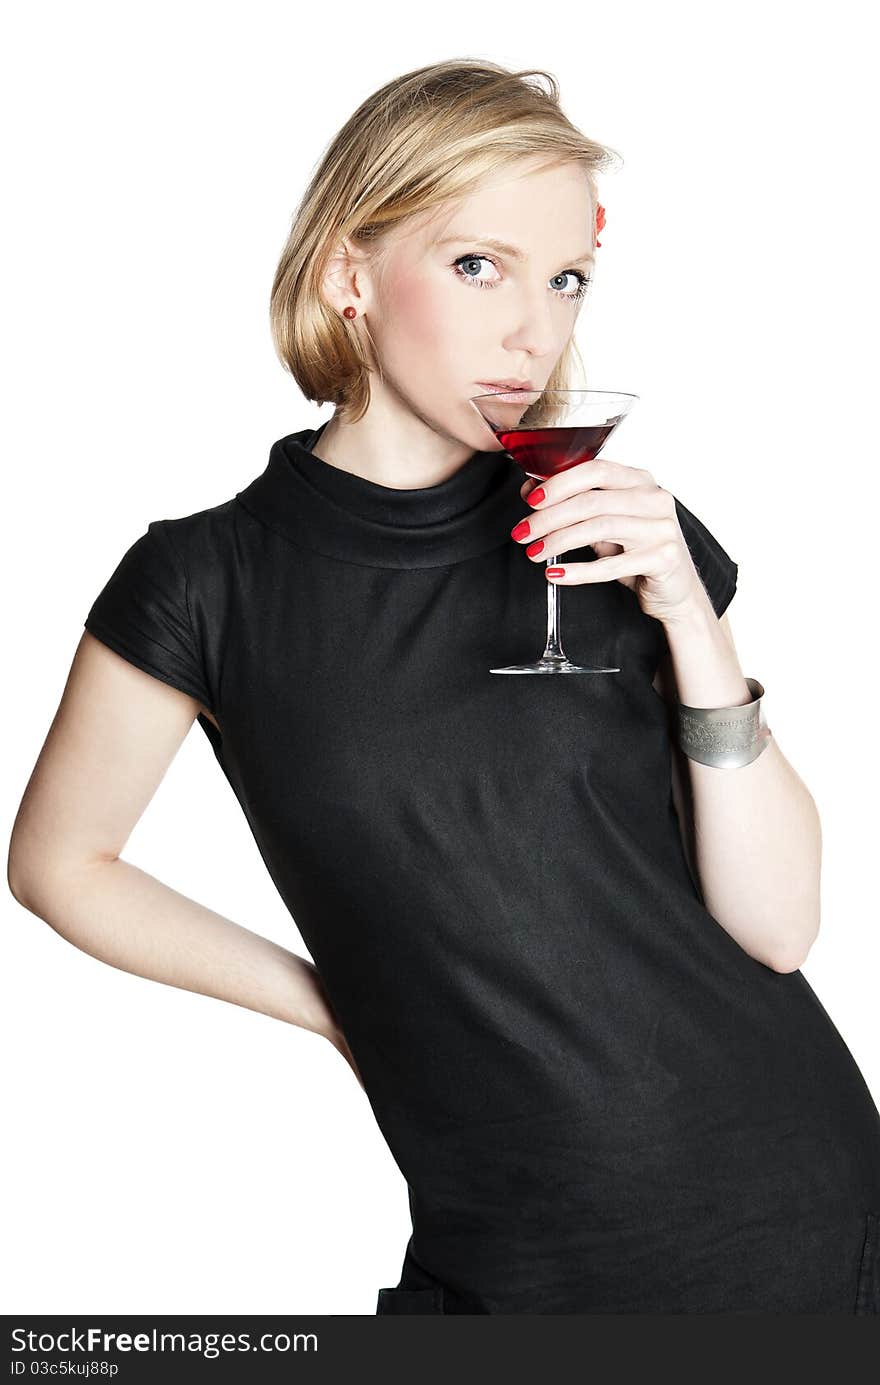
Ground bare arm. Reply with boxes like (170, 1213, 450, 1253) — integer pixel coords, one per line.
(7, 631, 364, 1088)
(653, 607, 821, 973)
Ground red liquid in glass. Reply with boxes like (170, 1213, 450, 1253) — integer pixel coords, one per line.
(495, 421, 621, 479)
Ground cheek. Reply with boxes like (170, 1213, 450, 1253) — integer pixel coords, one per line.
(383, 268, 467, 350)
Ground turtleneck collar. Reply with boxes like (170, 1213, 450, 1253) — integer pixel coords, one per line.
(234, 420, 527, 569)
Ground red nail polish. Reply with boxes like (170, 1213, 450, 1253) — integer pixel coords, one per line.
(545, 567, 565, 578)
(510, 519, 531, 541)
(527, 487, 545, 506)
(526, 539, 544, 557)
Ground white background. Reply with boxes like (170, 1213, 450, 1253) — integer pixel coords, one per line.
(2, 0, 877, 1314)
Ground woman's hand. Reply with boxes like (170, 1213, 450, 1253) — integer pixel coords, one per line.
(515, 460, 709, 625)
(327, 1025, 367, 1092)
(299, 956, 367, 1091)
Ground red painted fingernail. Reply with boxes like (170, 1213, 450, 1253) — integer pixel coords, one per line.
(510, 519, 531, 540)
(526, 539, 544, 557)
(545, 567, 565, 578)
(527, 487, 545, 506)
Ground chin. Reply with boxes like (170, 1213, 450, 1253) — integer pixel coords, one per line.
(457, 400, 501, 453)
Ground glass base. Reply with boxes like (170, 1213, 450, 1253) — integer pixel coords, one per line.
(490, 657, 621, 674)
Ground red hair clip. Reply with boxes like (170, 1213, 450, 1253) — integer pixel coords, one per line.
(596, 202, 606, 248)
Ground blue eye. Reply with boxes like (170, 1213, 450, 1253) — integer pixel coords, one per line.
(452, 254, 592, 302)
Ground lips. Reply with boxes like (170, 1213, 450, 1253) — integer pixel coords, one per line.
(476, 380, 535, 392)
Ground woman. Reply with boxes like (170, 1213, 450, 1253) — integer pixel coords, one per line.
(9, 58, 880, 1314)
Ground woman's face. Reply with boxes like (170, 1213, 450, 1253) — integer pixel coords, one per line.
(358, 157, 596, 450)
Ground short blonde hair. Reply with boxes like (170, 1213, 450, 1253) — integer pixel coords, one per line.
(269, 59, 622, 423)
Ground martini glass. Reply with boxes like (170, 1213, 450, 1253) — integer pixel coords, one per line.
(469, 387, 638, 674)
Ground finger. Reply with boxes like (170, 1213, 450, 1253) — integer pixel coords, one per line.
(545, 540, 677, 583)
(523, 513, 677, 562)
(514, 484, 671, 544)
(526, 458, 656, 510)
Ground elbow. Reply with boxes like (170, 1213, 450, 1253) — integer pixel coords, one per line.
(9, 844, 118, 920)
(769, 840, 823, 975)
(7, 855, 41, 915)
(7, 825, 48, 912)
(7, 817, 43, 912)
(7, 847, 30, 910)
(768, 923, 820, 974)
(768, 951, 806, 974)
(8, 844, 65, 917)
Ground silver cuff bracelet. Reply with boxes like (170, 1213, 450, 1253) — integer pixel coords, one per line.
(677, 676, 772, 769)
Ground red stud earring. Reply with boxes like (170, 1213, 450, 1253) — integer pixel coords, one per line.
(343, 306, 357, 319)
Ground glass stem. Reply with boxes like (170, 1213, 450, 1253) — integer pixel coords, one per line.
(542, 555, 567, 660)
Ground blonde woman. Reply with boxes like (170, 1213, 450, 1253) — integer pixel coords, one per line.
(9, 59, 880, 1315)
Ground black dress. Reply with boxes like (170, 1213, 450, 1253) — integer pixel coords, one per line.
(83, 422, 880, 1314)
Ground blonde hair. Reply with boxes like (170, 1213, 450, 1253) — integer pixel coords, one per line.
(269, 59, 623, 423)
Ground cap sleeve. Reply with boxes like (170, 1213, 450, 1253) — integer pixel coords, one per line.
(673, 496, 738, 619)
(83, 519, 213, 711)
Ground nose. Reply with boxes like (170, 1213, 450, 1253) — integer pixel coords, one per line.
(502, 283, 558, 361)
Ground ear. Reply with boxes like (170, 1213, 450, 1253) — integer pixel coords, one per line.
(321, 235, 374, 316)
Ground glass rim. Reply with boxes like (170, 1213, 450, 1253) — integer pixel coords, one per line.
(469, 387, 640, 401)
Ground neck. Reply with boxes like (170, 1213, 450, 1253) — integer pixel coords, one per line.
(310, 397, 478, 491)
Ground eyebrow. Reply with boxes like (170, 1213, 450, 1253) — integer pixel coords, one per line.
(435, 234, 595, 266)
